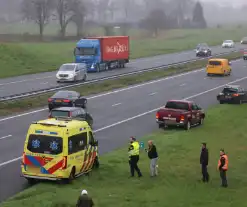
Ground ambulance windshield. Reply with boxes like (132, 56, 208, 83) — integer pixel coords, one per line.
(27, 134, 63, 155)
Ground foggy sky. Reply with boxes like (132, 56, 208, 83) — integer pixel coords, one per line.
(201, 0, 246, 7)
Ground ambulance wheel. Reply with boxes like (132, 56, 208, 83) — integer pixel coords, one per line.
(67, 167, 76, 183)
(93, 157, 100, 169)
(26, 178, 37, 185)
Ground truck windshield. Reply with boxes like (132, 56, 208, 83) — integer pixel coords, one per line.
(74, 47, 96, 56)
(27, 134, 63, 155)
(165, 102, 189, 110)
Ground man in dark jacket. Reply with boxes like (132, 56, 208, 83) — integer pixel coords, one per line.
(76, 190, 94, 207)
(145, 140, 158, 177)
(200, 143, 209, 182)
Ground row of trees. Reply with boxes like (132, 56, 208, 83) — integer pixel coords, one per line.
(21, 0, 207, 38)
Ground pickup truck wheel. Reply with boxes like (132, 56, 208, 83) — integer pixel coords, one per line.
(184, 121, 191, 130)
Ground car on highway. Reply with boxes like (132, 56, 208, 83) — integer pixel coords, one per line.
(222, 40, 235, 48)
(217, 85, 247, 104)
(21, 118, 99, 183)
(48, 90, 87, 111)
(49, 107, 93, 127)
(206, 58, 231, 76)
(242, 49, 247, 60)
(196, 45, 212, 57)
(156, 100, 205, 130)
(240, 37, 247, 44)
(56, 63, 87, 83)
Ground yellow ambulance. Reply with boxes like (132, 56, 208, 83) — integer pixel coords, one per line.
(21, 118, 99, 183)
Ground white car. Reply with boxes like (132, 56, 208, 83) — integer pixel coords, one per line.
(56, 63, 87, 83)
(222, 40, 234, 48)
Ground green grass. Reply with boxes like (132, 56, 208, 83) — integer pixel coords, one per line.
(0, 52, 242, 117)
(2, 103, 247, 207)
(0, 27, 247, 78)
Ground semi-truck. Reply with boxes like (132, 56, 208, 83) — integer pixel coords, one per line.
(74, 36, 129, 72)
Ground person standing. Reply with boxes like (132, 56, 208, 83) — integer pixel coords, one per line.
(200, 142, 209, 182)
(145, 140, 158, 177)
(76, 190, 94, 207)
(218, 149, 228, 187)
(128, 136, 142, 177)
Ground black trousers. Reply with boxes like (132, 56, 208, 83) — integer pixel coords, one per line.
(220, 170, 228, 187)
(129, 155, 142, 177)
(201, 164, 209, 182)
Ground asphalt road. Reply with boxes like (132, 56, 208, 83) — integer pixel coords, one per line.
(0, 44, 244, 98)
(0, 59, 247, 203)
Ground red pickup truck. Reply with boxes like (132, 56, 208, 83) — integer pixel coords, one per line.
(156, 100, 205, 130)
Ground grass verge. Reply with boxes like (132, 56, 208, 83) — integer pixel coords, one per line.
(0, 27, 247, 78)
(0, 52, 242, 117)
(2, 103, 247, 207)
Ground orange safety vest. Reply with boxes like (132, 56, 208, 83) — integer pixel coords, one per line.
(218, 154, 228, 170)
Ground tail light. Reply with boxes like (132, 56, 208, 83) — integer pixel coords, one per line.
(233, 93, 239, 97)
(156, 112, 159, 119)
(180, 115, 185, 121)
(61, 156, 67, 170)
(48, 98, 52, 102)
(63, 99, 70, 103)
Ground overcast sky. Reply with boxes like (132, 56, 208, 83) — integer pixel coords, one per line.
(201, 0, 246, 6)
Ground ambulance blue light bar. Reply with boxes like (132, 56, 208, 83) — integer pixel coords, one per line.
(35, 130, 58, 135)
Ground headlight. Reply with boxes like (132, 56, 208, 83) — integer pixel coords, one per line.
(196, 50, 199, 53)
(204, 50, 207, 53)
(91, 64, 95, 69)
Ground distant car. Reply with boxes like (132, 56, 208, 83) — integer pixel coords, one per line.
(48, 90, 87, 111)
(242, 49, 247, 60)
(217, 85, 247, 104)
(240, 37, 247, 44)
(196, 46, 212, 57)
(156, 100, 205, 130)
(49, 107, 93, 127)
(56, 63, 87, 83)
(222, 40, 234, 48)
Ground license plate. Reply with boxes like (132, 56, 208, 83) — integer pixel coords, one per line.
(28, 166, 41, 174)
(163, 117, 176, 120)
(225, 96, 231, 99)
(55, 100, 62, 102)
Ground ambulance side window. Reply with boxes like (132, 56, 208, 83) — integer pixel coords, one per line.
(68, 132, 87, 155)
(89, 131, 95, 145)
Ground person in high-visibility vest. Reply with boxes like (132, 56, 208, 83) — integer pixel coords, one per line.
(128, 137, 142, 177)
(218, 149, 228, 187)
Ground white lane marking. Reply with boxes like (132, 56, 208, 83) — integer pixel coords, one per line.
(112, 103, 122, 107)
(0, 76, 54, 86)
(1, 74, 246, 167)
(0, 59, 241, 122)
(41, 82, 48, 85)
(149, 92, 157, 96)
(180, 83, 186, 86)
(0, 135, 12, 140)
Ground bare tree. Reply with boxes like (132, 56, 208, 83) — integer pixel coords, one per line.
(21, 0, 54, 37)
(56, 0, 74, 37)
(69, 0, 87, 37)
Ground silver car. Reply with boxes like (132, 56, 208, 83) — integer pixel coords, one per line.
(222, 40, 234, 48)
(56, 63, 87, 83)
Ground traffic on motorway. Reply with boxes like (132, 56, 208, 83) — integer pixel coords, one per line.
(0, 39, 244, 99)
(0, 38, 247, 203)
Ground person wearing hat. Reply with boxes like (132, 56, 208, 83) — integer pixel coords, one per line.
(145, 140, 158, 177)
(200, 143, 209, 182)
(218, 149, 228, 187)
(76, 189, 94, 207)
(128, 136, 142, 177)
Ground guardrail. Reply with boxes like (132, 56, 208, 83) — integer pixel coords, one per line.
(0, 50, 239, 102)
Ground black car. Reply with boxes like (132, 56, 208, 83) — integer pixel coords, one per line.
(217, 85, 247, 104)
(48, 90, 87, 111)
(196, 46, 211, 57)
(49, 107, 93, 127)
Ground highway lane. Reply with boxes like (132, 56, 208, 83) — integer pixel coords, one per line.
(0, 44, 244, 98)
(0, 59, 247, 202)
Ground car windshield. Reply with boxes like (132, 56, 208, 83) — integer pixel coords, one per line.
(74, 47, 96, 56)
(165, 102, 189, 110)
(27, 134, 63, 155)
(197, 43, 207, 48)
(223, 88, 239, 93)
(208, 60, 221, 66)
(51, 110, 70, 117)
(59, 64, 75, 71)
(52, 91, 78, 99)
